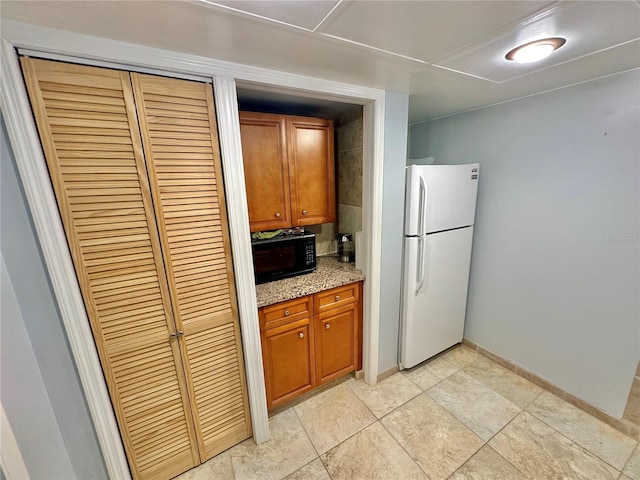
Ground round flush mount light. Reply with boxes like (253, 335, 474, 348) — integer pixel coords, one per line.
(505, 37, 566, 64)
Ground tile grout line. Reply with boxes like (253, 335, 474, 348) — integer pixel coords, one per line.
(444, 441, 526, 480)
(283, 457, 327, 480)
(423, 350, 534, 479)
(378, 386, 492, 480)
(400, 344, 482, 392)
(345, 375, 419, 420)
(400, 364, 446, 391)
(458, 355, 545, 410)
(476, 400, 532, 479)
(431, 349, 629, 477)
(523, 402, 632, 474)
(462, 339, 639, 441)
(380, 348, 531, 479)
(385, 355, 488, 479)
(228, 446, 237, 480)
(343, 375, 433, 477)
(432, 347, 630, 478)
(291, 405, 322, 461)
(337, 146, 363, 154)
(291, 381, 379, 477)
(268, 406, 325, 480)
(619, 443, 638, 478)
(460, 353, 639, 474)
(279, 343, 633, 480)
(422, 353, 525, 437)
(377, 419, 432, 478)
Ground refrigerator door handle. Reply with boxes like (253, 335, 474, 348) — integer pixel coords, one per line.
(415, 237, 427, 294)
(419, 175, 428, 236)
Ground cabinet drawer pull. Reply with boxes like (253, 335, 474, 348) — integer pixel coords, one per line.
(335, 295, 340, 301)
(284, 310, 290, 316)
(302, 210, 308, 215)
(298, 332, 304, 339)
(325, 323, 331, 330)
(275, 212, 281, 218)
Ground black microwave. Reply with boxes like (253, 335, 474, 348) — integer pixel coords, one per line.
(251, 233, 316, 284)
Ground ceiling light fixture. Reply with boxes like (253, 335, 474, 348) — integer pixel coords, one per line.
(505, 37, 566, 64)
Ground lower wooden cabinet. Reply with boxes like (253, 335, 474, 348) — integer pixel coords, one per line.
(261, 318, 315, 409)
(259, 281, 362, 410)
(316, 303, 357, 385)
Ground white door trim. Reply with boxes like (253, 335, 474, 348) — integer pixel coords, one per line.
(362, 100, 383, 385)
(212, 76, 270, 442)
(1, 19, 384, 478)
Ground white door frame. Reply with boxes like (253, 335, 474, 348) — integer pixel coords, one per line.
(1, 20, 384, 479)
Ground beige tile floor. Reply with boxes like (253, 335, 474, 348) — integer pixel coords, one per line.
(176, 345, 639, 480)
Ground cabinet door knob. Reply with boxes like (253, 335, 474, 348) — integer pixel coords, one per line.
(302, 210, 308, 215)
(275, 212, 281, 218)
(325, 323, 331, 330)
(298, 332, 304, 338)
(284, 310, 290, 316)
(169, 332, 177, 340)
(335, 295, 340, 301)
(177, 330, 184, 337)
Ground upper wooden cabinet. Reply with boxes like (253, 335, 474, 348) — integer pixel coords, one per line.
(287, 116, 336, 226)
(239, 112, 335, 232)
(238, 113, 291, 231)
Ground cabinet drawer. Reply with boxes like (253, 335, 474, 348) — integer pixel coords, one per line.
(260, 296, 313, 331)
(315, 282, 359, 314)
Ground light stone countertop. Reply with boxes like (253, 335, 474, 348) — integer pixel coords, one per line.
(255, 256, 365, 308)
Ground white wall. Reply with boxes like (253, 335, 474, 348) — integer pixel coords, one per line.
(378, 92, 409, 373)
(1, 255, 75, 479)
(409, 70, 640, 417)
(1, 116, 107, 478)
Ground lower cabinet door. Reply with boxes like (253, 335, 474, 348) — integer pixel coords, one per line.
(262, 318, 315, 409)
(315, 303, 356, 385)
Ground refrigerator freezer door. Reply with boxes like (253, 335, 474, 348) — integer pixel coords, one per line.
(404, 164, 479, 236)
(400, 227, 474, 369)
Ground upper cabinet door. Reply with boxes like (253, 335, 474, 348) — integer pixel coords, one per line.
(287, 116, 336, 226)
(239, 112, 291, 232)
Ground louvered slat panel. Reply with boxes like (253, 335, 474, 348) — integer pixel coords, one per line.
(185, 327, 249, 456)
(87, 251, 152, 268)
(117, 362, 175, 391)
(173, 241, 225, 255)
(21, 58, 200, 480)
(171, 251, 224, 267)
(132, 73, 251, 461)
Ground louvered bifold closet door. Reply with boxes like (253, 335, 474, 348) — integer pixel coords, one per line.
(131, 73, 252, 460)
(20, 58, 200, 480)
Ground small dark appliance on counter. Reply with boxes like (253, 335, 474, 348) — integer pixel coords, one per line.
(337, 233, 355, 262)
(251, 231, 316, 284)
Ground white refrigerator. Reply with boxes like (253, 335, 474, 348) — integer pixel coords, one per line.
(400, 163, 479, 369)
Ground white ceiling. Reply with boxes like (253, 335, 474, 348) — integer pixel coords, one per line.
(2, 0, 639, 123)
